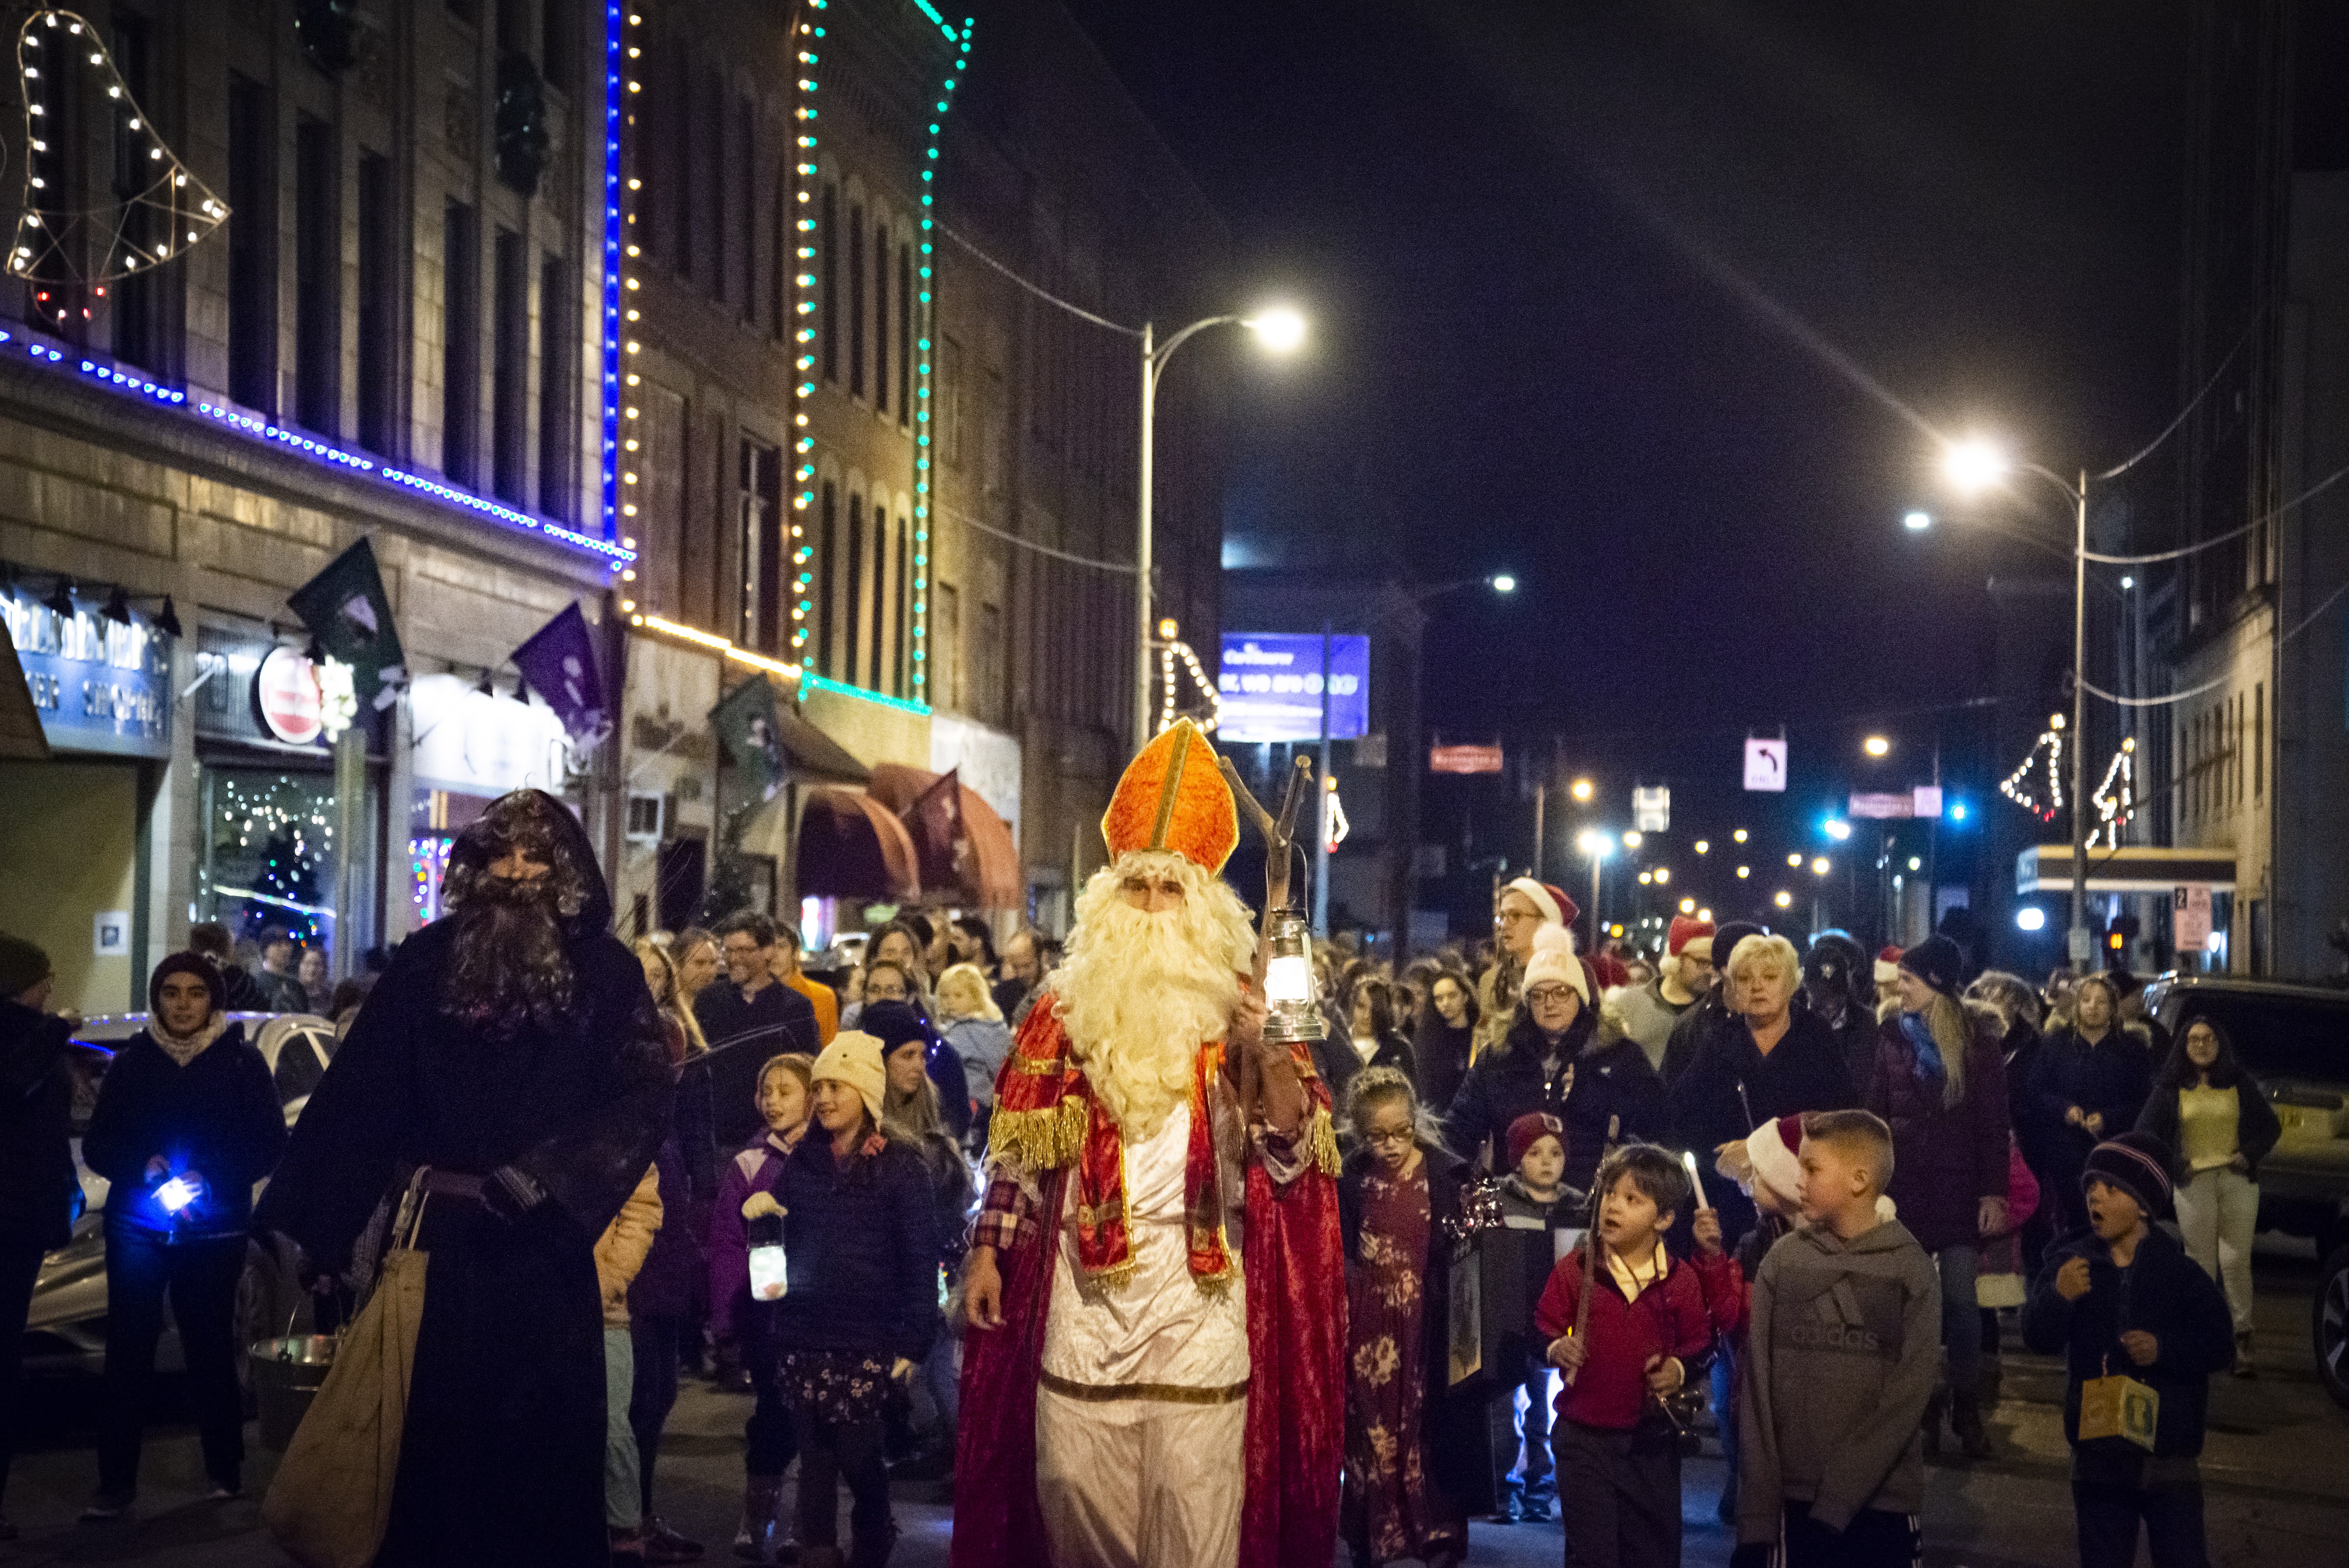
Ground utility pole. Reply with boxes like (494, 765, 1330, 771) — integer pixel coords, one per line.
(1312, 622, 1332, 936)
(2069, 468, 2090, 971)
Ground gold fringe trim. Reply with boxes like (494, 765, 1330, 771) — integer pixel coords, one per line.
(1306, 1106, 1342, 1177)
(987, 1097, 1090, 1173)
(1080, 1256, 1139, 1290)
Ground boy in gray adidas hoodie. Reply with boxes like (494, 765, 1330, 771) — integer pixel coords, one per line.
(1737, 1110, 1940, 1567)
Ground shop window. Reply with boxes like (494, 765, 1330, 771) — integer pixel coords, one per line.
(202, 768, 341, 954)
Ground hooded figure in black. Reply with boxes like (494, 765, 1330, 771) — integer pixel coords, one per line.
(256, 789, 672, 1568)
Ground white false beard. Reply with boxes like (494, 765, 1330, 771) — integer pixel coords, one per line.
(1053, 894, 1241, 1137)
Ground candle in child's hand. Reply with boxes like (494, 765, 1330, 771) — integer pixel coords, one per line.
(1682, 1150, 1707, 1208)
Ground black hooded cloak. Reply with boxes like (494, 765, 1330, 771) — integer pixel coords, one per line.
(256, 789, 671, 1568)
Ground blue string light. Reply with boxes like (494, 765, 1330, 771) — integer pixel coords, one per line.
(908, 19, 973, 692)
(600, 0, 625, 544)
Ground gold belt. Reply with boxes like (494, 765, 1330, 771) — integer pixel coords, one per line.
(1039, 1368, 1250, 1406)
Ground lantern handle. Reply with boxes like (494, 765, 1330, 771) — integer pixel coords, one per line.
(1219, 754, 1314, 921)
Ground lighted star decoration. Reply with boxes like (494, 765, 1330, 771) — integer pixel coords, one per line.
(1155, 618, 1222, 736)
(1999, 712, 2066, 823)
(2089, 736, 2136, 850)
(11, 9, 229, 298)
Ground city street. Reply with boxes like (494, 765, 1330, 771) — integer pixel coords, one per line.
(6, 1252, 2343, 1567)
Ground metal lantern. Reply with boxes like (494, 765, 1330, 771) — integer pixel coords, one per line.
(1260, 907, 1326, 1045)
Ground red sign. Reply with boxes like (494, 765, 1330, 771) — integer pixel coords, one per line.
(255, 646, 324, 746)
(1430, 743, 1503, 775)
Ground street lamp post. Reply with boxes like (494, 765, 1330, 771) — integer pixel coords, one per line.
(1941, 440, 2093, 968)
(1133, 309, 1305, 752)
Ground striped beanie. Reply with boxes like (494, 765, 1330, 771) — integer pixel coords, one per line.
(2083, 1132, 2173, 1220)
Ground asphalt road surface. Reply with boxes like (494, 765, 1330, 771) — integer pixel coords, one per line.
(6, 1255, 2345, 1567)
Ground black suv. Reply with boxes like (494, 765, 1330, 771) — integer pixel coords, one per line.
(2142, 975, 2349, 1407)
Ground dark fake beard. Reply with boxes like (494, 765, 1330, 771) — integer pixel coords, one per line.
(443, 873, 575, 1037)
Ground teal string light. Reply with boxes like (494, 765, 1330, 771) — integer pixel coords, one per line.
(786, 0, 831, 654)
(909, 18, 973, 695)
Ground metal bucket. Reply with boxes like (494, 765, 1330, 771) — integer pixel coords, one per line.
(248, 1334, 337, 1450)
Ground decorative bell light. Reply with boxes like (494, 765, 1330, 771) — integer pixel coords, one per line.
(1260, 907, 1325, 1046)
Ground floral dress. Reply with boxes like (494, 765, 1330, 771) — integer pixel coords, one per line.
(1343, 1159, 1467, 1565)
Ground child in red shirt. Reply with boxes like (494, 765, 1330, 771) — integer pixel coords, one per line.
(1536, 1143, 1745, 1568)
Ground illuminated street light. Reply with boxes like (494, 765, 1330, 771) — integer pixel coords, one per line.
(1812, 856, 1831, 876)
(2016, 906, 2047, 933)
(1491, 573, 1517, 594)
(1773, 890, 1793, 909)
(1863, 735, 1890, 758)
(1908, 856, 1922, 871)
(1787, 852, 1803, 867)
(1903, 510, 1933, 531)
(1735, 865, 1751, 879)
(1653, 867, 1671, 884)
(1823, 819, 1852, 842)
(1571, 778, 1595, 803)
(1578, 828, 1614, 859)
(1732, 829, 1749, 844)
(1698, 907, 1713, 923)
(1694, 840, 1710, 855)
(1623, 830, 1643, 848)
(1679, 897, 1696, 915)
(1242, 308, 1308, 352)
(1943, 436, 2011, 495)
(1638, 871, 1653, 885)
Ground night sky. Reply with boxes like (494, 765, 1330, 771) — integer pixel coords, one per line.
(1064, 0, 2191, 905)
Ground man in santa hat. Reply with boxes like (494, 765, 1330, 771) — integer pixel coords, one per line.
(1475, 876, 1578, 1061)
(951, 720, 1344, 1568)
(1614, 915, 1713, 1072)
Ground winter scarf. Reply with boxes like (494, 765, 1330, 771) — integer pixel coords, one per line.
(153, 1012, 228, 1068)
(1898, 1010, 1945, 1087)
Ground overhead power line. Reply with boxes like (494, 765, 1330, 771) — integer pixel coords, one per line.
(2094, 310, 2261, 482)
(2081, 575, 2349, 708)
(939, 502, 1137, 574)
(2082, 451, 2349, 565)
(937, 223, 1141, 338)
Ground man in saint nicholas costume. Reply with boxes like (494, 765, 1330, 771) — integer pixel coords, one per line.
(950, 720, 1346, 1568)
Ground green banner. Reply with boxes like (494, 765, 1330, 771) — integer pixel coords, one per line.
(711, 674, 785, 802)
(287, 538, 405, 705)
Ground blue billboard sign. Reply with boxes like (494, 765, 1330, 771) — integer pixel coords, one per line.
(1217, 632, 1370, 743)
(1, 581, 173, 759)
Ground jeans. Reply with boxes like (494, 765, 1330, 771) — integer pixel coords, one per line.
(0, 1235, 47, 1505)
(98, 1230, 246, 1495)
(795, 1418, 889, 1548)
(629, 1314, 683, 1517)
(1933, 1243, 1981, 1392)
(2175, 1168, 2258, 1335)
(2074, 1471, 2208, 1568)
(604, 1326, 642, 1530)
(1713, 1339, 1741, 1518)
(1483, 1349, 1555, 1508)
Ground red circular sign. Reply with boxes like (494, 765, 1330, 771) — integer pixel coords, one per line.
(255, 646, 323, 746)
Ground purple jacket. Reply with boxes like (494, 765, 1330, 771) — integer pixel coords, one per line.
(1865, 1011, 2010, 1255)
(707, 1130, 795, 1339)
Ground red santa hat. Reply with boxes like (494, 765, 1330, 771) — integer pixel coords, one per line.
(1667, 915, 1716, 962)
(1724, 1112, 1898, 1222)
(1520, 923, 1589, 1004)
(1874, 945, 1904, 988)
(1504, 876, 1580, 933)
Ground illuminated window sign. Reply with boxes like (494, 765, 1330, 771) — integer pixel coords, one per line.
(1216, 632, 1369, 743)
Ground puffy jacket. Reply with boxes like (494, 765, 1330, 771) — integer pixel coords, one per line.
(1442, 1006, 1596, 1170)
(1561, 1030, 1666, 1193)
(593, 1164, 664, 1326)
(2022, 1224, 2234, 1459)
(1864, 1010, 2011, 1254)
(0, 998, 78, 1247)
(2027, 1026, 2154, 1160)
(707, 1131, 794, 1341)
(773, 1132, 939, 1362)
(83, 1022, 287, 1243)
(1668, 1009, 1858, 1244)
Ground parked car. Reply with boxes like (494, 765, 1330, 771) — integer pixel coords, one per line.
(21, 1012, 336, 1378)
(2141, 975, 2349, 1408)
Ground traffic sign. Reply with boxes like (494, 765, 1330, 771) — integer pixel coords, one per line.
(1744, 737, 1787, 792)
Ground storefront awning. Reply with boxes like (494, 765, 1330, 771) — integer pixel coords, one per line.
(2017, 844, 2237, 896)
(867, 762, 1023, 910)
(0, 621, 51, 760)
(796, 786, 921, 901)
(778, 707, 871, 785)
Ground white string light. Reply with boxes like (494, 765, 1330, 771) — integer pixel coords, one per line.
(10, 11, 229, 295)
(2090, 736, 2135, 849)
(1999, 712, 2065, 822)
(1153, 618, 1221, 735)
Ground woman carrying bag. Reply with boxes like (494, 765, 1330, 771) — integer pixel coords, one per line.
(80, 953, 287, 1519)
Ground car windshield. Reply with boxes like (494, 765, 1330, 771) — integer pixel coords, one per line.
(2165, 991, 2349, 1086)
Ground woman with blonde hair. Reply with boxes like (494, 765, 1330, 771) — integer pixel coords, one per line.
(1866, 933, 2010, 1457)
(934, 962, 1013, 1127)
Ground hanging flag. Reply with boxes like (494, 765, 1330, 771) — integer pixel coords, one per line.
(287, 538, 406, 708)
(711, 674, 786, 802)
(903, 767, 966, 892)
(512, 603, 612, 755)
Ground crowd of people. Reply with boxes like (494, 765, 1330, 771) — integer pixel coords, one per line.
(0, 793, 2275, 1568)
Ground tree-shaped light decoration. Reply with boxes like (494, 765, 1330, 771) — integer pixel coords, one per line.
(11, 10, 229, 299)
(1998, 712, 2065, 823)
(1155, 618, 1222, 736)
(2089, 736, 2135, 850)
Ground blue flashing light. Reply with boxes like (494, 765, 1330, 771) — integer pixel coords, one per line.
(1948, 801, 1969, 821)
(1822, 818, 1852, 842)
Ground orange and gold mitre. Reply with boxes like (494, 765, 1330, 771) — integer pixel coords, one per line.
(1099, 717, 1238, 873)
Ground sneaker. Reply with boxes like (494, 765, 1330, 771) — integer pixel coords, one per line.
(208, 1475, 244, 1502)
(643, 1516, 707, 1563)
(1520, 1498, 1553, 1523)
(79, 1490, 135, 1523)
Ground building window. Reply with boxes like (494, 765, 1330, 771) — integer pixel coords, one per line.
(817, 480, 839, 675)
(872, 220, 889, 416)
(820, 184, 839, 383)
(357, 154, 399, 457)
(771, 167, 789, 339)
(442, 201, 480, 485)
(740, 439, 781, 652)
(538, 254, 575, 521)
(847, 204, 865, 399)
(2254, 682, 2264, 799)
(736, 98, 756, 321)
(227, 75, 276, 413)
(898, 240, 913, 427)
(701, 71, 724, 296)
(449, 0, 479, 24)
(496, 0, 529, 56)
(941, 335, 962, 465)
(492, 228, 529, 503)
(933, 582, 959, 711)
(893, 513, 909, 695)
(541, 0, 574, 85)
(846, 494, 866, 684)
(976, 601, 1003, 725)
(110, 12, 165, 373)
(295, 116, 341, 436)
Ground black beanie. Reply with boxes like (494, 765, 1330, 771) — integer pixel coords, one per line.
(1898, 934, 1965, 998)
(856, 999, 931, 1054)
(2083, 1131, 2174, 1220)
(0, 932, 52, 999)
(148, 951, 225, 1018)
(1712, 922, 1767, 978)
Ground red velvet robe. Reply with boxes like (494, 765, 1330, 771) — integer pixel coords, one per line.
(949, 1006, 1346, 1568)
